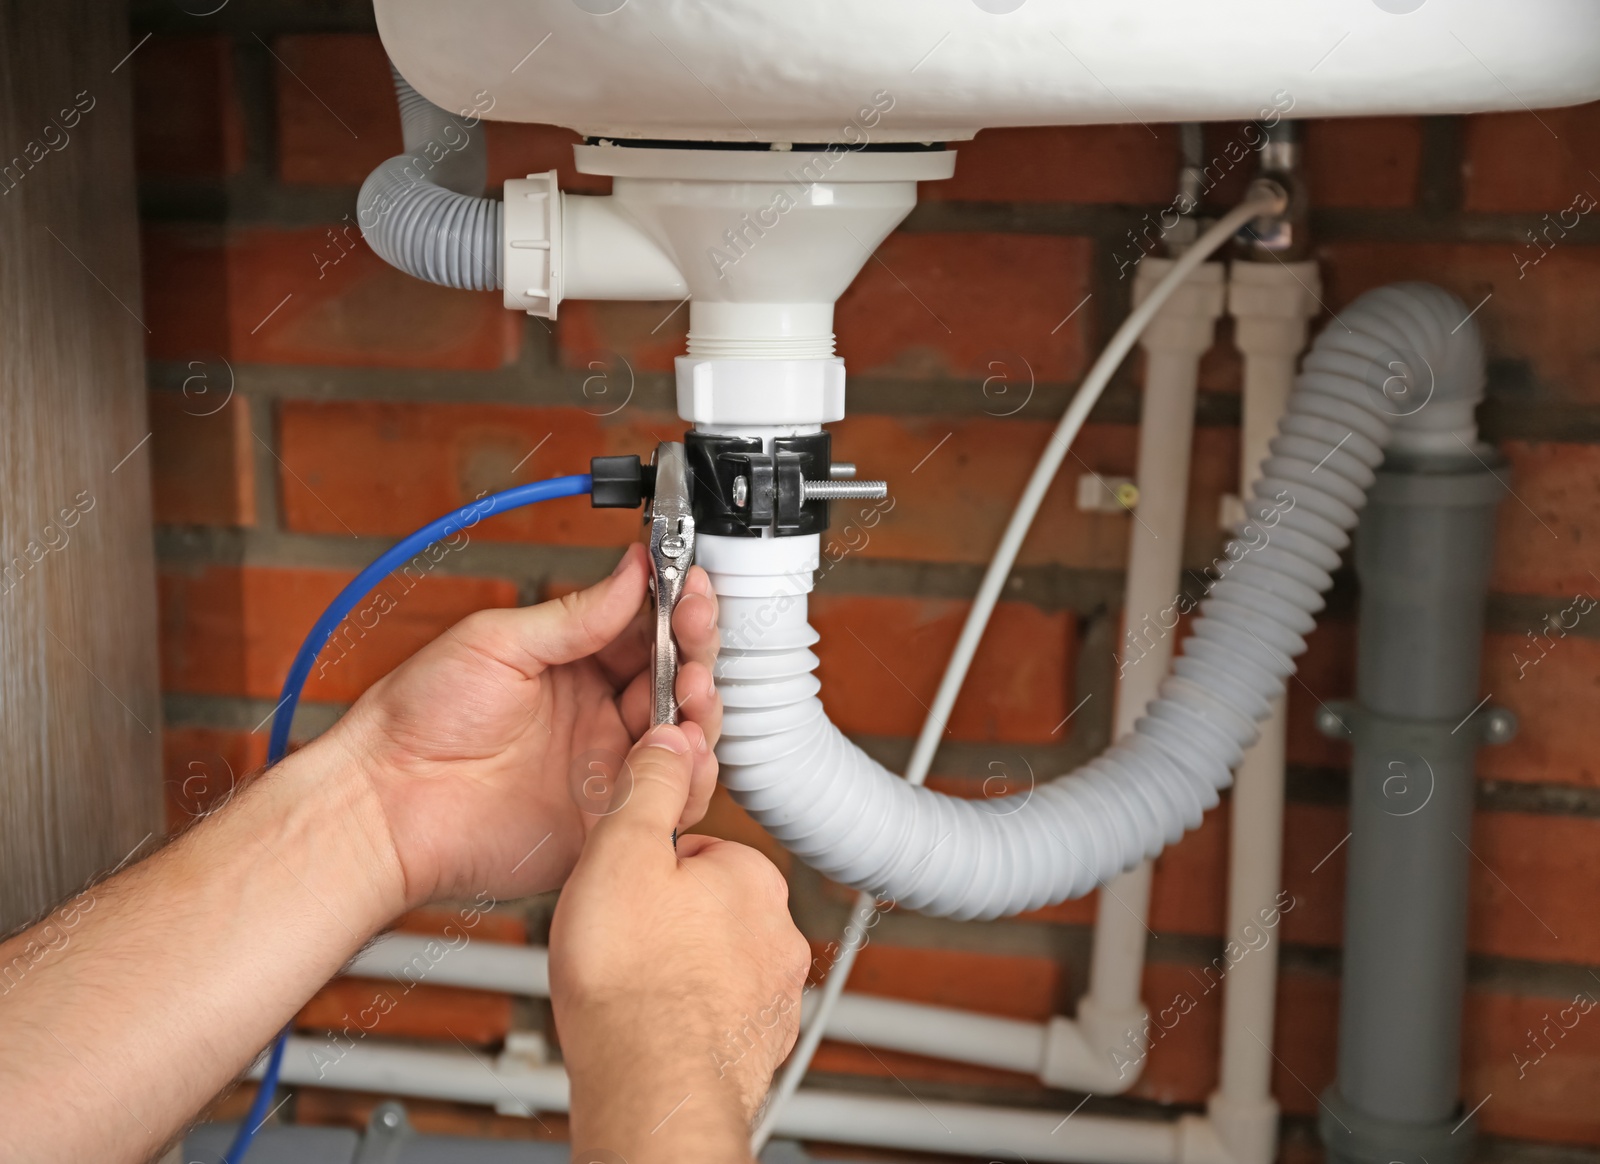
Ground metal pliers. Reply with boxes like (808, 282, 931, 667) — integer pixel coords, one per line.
(647, 442, 695, 726)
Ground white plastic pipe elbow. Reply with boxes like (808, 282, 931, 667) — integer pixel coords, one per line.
(502, 173, 687, 318)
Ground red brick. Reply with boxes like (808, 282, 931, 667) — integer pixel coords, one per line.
(485, 122, 609, 194)
(1125, 959, 1226, 1105)
(1319, 241, 1600, 406)
(834, 233, 1093, 383)
(143, 225, 521, 370)
(1464, 102, 1600, 213)
(1469, 810, 1600, 967)
(554, 300, 689, 375)
(149, 388, 255, 527)
(272, 34, 398, 185)
(1286, 619, 1357, 771)
(272, 33, 607, 193)
(1148, 805, 1228, 937)
(1482, 628, 1600, 789)
(1197, 324, 1244, 396)
(1303, 117, 1421, 209)
(276, 401, 675, 544)
(1490, 441, 1600, 598)
(158, 564, 518, 703)
(296, 976, 512, 1046)
(923, 125, 1179, 205)
(141, 224, 230, 358)
(1467, 985, 1600, 1144)
(808, 941, 1063, 1089)
(810, 593, 1074, 744)
(162, 726, 269, 832)
(133, 35, 247, 178)
(1278, 804, 1349, 949)
(1128, 965, 1339, 1112)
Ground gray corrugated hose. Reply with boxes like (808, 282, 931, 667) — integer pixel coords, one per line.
(713, 283, 1485, 921)
(356, 67, 501, 291)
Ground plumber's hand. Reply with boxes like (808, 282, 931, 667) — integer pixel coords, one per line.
(552, 723, 809, 1161)
(327, 543, 723, 908)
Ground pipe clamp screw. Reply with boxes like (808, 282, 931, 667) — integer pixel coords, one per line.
(1315, 703, 1354, 738)
(1481, 706, 1518, 745)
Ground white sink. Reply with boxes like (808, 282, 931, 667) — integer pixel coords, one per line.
(377, 0, 1600, 142)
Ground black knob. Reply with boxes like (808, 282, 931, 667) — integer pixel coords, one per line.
(589, 455, 656, 508)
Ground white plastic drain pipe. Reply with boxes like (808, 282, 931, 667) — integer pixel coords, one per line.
(1077, 256, 1228, 1092)
(716, 279, 1484, 919)
(1208, 258, 1323, 1161)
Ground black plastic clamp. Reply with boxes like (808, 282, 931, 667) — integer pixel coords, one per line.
(684, 431, 832, 537)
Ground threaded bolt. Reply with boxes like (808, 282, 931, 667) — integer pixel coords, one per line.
(801, 480, 888, 500)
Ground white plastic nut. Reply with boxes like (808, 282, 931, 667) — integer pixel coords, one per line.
(503, 171, 560, 319)
(676, 357, 846, 425)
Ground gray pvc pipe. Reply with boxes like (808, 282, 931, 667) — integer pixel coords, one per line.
(356, 67, 502, 291)
(1321, 450, 1505, 1164)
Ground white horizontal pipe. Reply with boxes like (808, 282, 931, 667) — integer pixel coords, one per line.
(264, 1036, 1188, 1164)
(267, 1035, 569, 1110)
(817, 993, 1047, 1076)
(347, 932, 550, 996)
(345, 936, 1065, 1081)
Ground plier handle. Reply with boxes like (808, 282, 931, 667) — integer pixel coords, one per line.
(647, 442, 695, 726)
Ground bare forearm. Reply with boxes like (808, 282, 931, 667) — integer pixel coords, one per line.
(565, 1015, 752, 1163)
(0, 735, 404, 1163)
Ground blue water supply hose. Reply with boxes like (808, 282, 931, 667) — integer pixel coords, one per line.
(221, 473, 592, 1164)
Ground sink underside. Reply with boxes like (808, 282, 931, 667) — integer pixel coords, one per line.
(378, 0, 1600, 143)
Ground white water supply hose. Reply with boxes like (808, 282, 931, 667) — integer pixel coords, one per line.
(744, 271, 1484, 1144)
(357, 67, 502, 291)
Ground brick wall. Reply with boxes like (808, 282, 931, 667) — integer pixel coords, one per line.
(132, 8, 1600, 1159)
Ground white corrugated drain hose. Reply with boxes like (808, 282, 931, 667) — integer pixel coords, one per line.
(727, 278, 1482, 917)
(356, 67, 502, 291)
(745, 277, 1483, 1143)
